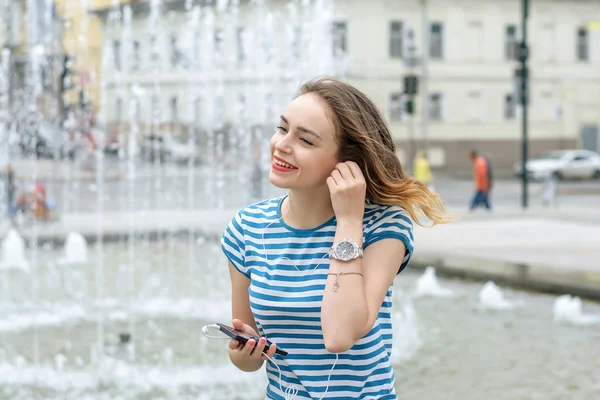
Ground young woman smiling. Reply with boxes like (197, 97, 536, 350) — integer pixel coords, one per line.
(221, 77, 451, 399)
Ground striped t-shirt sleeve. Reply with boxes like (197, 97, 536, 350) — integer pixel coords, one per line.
(364, 206, 415, 274)
(221, 211, 249, 278)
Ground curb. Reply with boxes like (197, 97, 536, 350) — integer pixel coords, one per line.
(9, 220, 600, 303)
(410, 254, 600, 302)
(14, 224, 224, 248)
(16, 173, 122, 183)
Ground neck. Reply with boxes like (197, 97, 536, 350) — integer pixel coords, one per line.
(283, 187, 335, 230)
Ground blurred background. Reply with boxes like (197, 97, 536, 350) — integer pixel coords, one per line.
(0, 0, 599, 399)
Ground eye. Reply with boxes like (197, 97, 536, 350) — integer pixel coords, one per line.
(300, 138, 314, 146)
(276, 125, 287, 133)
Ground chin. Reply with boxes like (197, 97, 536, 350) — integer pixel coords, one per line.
(269, 172, 291, 189)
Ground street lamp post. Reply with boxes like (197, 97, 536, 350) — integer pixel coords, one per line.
(520, 0, 530, 208)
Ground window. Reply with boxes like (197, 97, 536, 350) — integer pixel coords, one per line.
(170, 96, 178, 122)
(237, 93, 246, 117)
(429, 22, 443, 59)
(265, 93, 275, 121)
(132, 40, 140, 70)
(149, 35, 160, 64)
(429, 93, 443, 120)
(290, 25, 302, 61)
(467, 91, 483, 121)
(573, 153, 591, 162)
(577, 27, 589, 61)
(214, 95, 225, 124)
(389, 21, 403, 58)
(236, 27, 246, 63)
(192, 33, 201, 67)
(112, 39, 121, 70)
(214, 29, 224, 64)
(332, 21, 347, 57)
(193, 96, 203, 126)
(389, 92, 404, 121)
(465, 21, 483, 61)
(505, 25, 518, 60)
(131, 98, 140, 122)
(504, 94, 516, 120)
(170, 34, 180, 67)
(115, 97, 123, 122)
(151, 95, 160, 122)
(540, 23, 555, 62)
(7, 2, 22, 46)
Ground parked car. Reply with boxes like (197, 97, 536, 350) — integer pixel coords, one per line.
(139, 133, 199, 164)
(87, 126, 121, 155)
(19, 121, 83, 160)
(513, 149, 600, 180)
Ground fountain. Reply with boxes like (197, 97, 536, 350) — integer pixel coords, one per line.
(0, 229, 29, 271)
(391, 293, 421, 364)
(0, 0, 344, 398)
(477, 281, 522, 310)
(413, 266, 454, 298)
(59, 232, 88, 265)
(553, 294, 600, 326)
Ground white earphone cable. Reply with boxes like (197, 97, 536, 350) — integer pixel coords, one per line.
(201, 324, 338, 400)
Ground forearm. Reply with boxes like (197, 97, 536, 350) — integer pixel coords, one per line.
(229, 348, 264, 372)
(321, 219, 369, 353)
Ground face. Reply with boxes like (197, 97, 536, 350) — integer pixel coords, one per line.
(269, 93, 339, 190)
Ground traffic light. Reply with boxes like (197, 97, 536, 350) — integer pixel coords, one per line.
(403, 75, 418, 95)
(60, 54, 75, 93)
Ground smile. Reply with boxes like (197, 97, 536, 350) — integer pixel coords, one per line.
(272, 156, 297, 172)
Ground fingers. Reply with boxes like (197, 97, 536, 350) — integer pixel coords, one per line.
(330, 169, 342, 185)
(335, 162, 353, 179)
(241, 337, 269, 359)
(346, 161, 364, 181)
(232, 319, 244, 331)
(229, 339, 242, 351)
(333, 161, 364, 182)
(261, 342, 278, 361)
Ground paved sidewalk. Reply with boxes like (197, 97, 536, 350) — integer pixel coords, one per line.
(3, 204, 600, 300)
(411, 207, 600, 299)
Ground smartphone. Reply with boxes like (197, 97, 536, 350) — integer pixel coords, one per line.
(217, 323, 288, 357)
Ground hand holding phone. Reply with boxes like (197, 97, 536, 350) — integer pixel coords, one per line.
(223, 320, 288, 358)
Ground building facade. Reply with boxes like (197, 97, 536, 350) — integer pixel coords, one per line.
(0, 0, 64, 126)
(96, 0, 600, 169)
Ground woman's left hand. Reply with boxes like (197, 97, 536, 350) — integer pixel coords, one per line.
(326, 161, 367, 225)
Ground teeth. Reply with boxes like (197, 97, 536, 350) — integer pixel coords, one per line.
(275, 160, 295, 169)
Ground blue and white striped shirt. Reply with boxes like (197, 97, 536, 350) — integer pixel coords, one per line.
(221, 196, 414, 400)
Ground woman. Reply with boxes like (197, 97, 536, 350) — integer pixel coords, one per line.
(221, 77, 451, 399)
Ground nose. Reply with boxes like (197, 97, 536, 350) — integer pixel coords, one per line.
(273, 132, 293, 154)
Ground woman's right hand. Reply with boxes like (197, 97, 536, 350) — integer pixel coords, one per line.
(228, 318, 278, 362)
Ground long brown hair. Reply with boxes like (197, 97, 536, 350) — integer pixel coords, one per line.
(298, 76, 453, 226)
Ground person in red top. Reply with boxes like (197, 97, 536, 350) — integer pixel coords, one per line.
(469, 150, 491, 210)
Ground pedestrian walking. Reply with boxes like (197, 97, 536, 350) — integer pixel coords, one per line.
(469, 150, 491, 211)
(541, 171, 558, 207)
(413, 149, 435, 192)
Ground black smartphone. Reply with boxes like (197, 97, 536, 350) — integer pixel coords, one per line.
(217, 323, 288, 357)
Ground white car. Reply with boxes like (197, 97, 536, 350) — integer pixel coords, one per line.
(513, 150, 600, 180)
(140, 133, 199, 164)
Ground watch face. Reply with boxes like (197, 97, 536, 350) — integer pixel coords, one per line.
(336, 241, 356, 261)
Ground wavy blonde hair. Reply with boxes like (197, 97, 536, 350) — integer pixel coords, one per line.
(298, 77, 454, 226)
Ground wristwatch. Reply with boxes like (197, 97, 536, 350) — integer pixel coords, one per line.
(328, 238, 363, 262)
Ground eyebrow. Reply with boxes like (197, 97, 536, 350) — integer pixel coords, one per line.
(280, 115, 322, 141)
